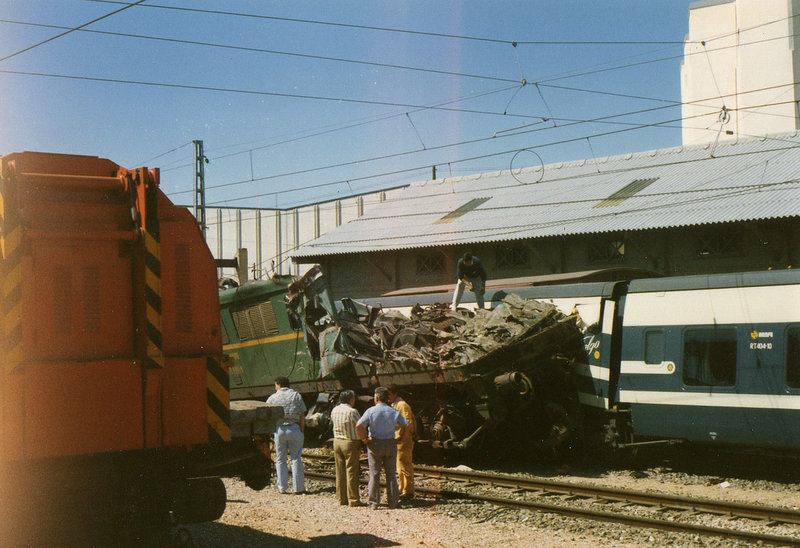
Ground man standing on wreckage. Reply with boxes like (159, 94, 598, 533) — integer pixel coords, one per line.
(452, 252, 488, 310)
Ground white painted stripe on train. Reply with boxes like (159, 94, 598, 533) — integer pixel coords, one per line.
(622, 284, 800, 326)
(619, 390, 800, 410)
(601, 301, 615, 335)
(574, 362, 610, 381)
(620, 360, 676, 375)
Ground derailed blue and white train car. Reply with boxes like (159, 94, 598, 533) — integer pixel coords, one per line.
(614, 270, 800, 449)
(383, 269, 800, 452)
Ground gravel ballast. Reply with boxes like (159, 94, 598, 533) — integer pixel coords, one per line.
(181, 454, 800, 548)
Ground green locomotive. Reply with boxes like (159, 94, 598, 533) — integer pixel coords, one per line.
(219, 267, 585, 457)
(220, 275, 322, 402)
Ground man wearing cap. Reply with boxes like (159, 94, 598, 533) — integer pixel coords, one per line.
(266, 376, 306, 494)
(452, 252, 488, 310)
(356, 386, 407, 509)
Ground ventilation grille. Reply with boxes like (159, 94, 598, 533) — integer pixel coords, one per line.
(174, 244, 193, 333)
(232, 301, 279, 340)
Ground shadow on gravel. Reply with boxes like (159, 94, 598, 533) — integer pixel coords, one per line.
(179, 522, 399, 548)
(307, 533, 400, 547)
(627, 444, 800, 483)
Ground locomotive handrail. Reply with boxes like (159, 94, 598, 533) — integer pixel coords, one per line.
(26, 229, 139, 241)
(18, 172, 125, 191)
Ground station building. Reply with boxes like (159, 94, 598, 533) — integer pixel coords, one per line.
(291, 133, 800, 299)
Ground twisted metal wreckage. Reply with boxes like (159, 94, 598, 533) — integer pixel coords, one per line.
(286, 267, 587, 456)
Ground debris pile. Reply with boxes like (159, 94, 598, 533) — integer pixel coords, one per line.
(371, 294, 579, 371)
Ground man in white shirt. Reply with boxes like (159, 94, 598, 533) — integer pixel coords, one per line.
(266, 376, 306, 494)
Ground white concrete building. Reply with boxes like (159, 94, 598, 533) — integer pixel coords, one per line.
(203, 186, 407, 282)
(682, 0, 800, 145)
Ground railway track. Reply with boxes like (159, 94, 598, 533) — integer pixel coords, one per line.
(303, 453, 800, 546)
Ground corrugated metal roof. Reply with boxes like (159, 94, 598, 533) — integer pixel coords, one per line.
(292, 133, 800, 258)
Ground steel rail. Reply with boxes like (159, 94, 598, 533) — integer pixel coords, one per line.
(411, 464, 800, 525)
(304, 453, 800, 525)
(303, 470, 800, 546)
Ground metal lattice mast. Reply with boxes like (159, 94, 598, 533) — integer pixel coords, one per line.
(193, 139, 206, 237)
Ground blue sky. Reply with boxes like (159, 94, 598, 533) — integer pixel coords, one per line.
(0, 1, 694, 208)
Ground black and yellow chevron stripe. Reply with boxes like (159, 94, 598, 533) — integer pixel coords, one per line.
(0, 163, 22, 375)
(143, 225, 164, 370)
(206, 356, 231, 442)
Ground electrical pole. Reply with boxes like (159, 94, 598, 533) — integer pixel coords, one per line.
(193, 139, 206, 237)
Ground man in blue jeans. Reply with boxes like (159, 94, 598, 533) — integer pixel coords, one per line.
(266, 376, 307, 494)
(356, 386, 407, 509)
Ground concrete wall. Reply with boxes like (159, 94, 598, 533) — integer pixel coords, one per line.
(314, 218, 800, 299)
(198, 188, 404, 282)
(682, 0, 800, 145)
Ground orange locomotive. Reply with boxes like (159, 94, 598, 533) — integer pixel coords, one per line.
(0, 152, 270, 546)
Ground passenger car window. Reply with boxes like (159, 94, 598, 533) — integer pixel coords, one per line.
(644, 330, 664, 364)
(787, 327, 800, 389)
(682, 329, 736, 387)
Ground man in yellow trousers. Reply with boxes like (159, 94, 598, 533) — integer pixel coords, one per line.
(388, 384, 415, 502)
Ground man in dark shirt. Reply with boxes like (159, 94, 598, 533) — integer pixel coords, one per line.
(452, 252, 488, 310)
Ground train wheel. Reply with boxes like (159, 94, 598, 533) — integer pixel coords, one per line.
(539, 401, 579, 458)
(172, 478, 227, 524)
(599, 415, 637, 468)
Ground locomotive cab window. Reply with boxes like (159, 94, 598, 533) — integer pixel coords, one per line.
(682, 329, 737, 387)
(787, 327, 800, 389)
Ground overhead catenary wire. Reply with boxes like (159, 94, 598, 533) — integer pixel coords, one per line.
(0, 0, 147, 63)
(137, 141, 192, 165)
(0, 68, 541, 121)
(202, 103, 800, 211)
(0, 19, 520, 85)
(5, 17, 793, 182)
(175, 91, 714, 196)
(126, 34, 800, 183)
(4, 8, 794, 106)
(168, 94, 796, 210)
(3, 17, 796, 169)
(158, 84, 522, 173)
(85, 1, 693, 46)
(187, 85, 800, 204)
(701, 41, 727, 109)
(6, 6, 799, 214)
(4, 17, 793, 100)
(8, 6, 790, 120)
